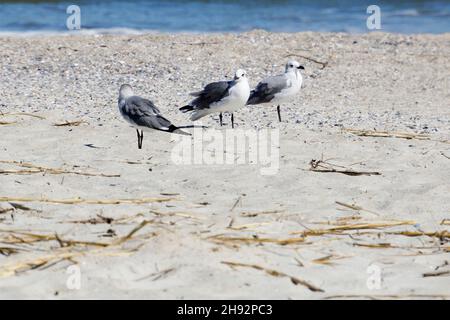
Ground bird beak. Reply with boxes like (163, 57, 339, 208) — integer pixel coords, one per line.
(298, 66, 305, 70)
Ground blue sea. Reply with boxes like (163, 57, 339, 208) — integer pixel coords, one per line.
(0, 0, 449, 34)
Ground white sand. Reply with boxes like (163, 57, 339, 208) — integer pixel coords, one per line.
(0, 31, 449, 299)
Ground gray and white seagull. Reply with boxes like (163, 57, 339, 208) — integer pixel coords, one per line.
(118, 84, 201, 149)
(180, 69, 250, 128)
(247, 60, 304, 122)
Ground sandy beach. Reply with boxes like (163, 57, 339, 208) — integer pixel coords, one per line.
(0, 31, 449, 299)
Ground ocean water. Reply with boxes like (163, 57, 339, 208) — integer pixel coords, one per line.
(0, 0, 449, 34)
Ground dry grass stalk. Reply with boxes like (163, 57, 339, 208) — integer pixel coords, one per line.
(0, 160, 120, 177)
(0, 247, 137, 278)
(0, 112, 45, 120)
(222, 261, 324, 292)
(291, 221, 416, 236)
(113, 220, 154, 245)
(150, 210, 205, 221)
(210, 235, 305, 245)
(0, 221, 157, 277)
(0, 230, 110, 247)
(386, 230, 449, 239)
(335, 201, 380, 216)
(344, 129, 450, 144)
(0, 247, 21, 256)
(53, 120, 88, 127)
(309, 159, 381, 176)
(240, 210, 284, 218)
(312, 254, 349, 265)
(0, 196, 176, 205)
(228, 222, 273, 230)
(343, 128, 430, 140)
(353, 242, 393, 249)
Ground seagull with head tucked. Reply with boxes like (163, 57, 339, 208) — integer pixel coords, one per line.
(118, 84, 202, 149)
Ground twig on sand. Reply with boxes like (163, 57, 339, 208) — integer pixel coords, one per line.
(441, 152, 450, 160)
(423, 270, 450, 277)
(285, 53, 329, 69)
(309, 159, 381, 176)
(53, 120, 88, 127)
(222, 261, 324, 292)
(0, 160, 120, 177)
(0, 196, 177, 205)
(0, 121, 17, 125)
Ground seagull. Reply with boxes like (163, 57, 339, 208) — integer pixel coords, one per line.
(118, 84, 201, 149)
(247, 60, 304, 122)
(180, 69, 250, 128)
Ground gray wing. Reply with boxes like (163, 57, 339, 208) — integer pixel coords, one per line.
(121, 96, 173, 131)
(247, 75, 289, 105)
(189, 80, 233, 109)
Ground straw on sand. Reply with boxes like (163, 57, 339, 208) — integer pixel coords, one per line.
(222, 261, 324, 292)
(0, 160, 120, 177)
(0, 196, 177, 205)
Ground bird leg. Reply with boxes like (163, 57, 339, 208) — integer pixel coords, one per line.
(219, 113, 223, 126)
(277, 105, 282, 122)
(136, 129, 141, 149)
(231, 113, 235, 129)
(136, 129, 144, 149)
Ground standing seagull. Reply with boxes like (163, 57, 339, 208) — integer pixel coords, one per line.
(247, 61, 304, 122)
(118, 84, 200, 149)
(180, 69, 250, 128)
